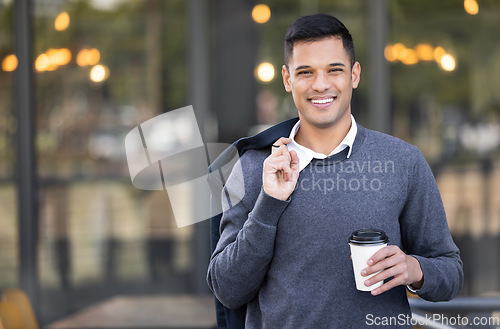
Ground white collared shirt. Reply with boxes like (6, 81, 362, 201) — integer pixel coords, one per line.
(287, 115, 357, 172)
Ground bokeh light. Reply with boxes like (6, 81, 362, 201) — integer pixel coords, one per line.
(35, 49, 72, 72)
(384, 45, 396, 62)
(252, 4, 271, 24)
(391, 43, 407, 61)
(90, 64, 110, 83)
(255, 62, 275, 82)
(2, 54, 18, 72)
(77, 48, 101, 66)
(400, 49, 419, 65)
(35, 54, 50, 72)
(47, 48, 72, 66)
(464, 0, 479, 15)
(440, 54, 456, 71)
(385, 43, 457, 71)
(77, 49, 89, 66)
(54, 12, 70, 31)
(415, 44, 434, 61)
(433, 46, 446, 63)
(87, 49, 101, 65)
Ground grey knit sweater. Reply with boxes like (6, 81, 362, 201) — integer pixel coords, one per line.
(207, 126, 463, 329)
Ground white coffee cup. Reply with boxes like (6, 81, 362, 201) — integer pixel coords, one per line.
(349, 229, 389, 291)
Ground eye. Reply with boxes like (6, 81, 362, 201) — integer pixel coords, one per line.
(297, 70, 312, 76)
(329, 68, 343, 73)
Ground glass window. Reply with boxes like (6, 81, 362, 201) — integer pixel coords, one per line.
(385, 0, 500, 297)
(32, 0, 193, 323)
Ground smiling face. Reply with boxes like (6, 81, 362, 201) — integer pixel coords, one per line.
(282, 37, 361, 131)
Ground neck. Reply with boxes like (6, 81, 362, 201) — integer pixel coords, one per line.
(295, 114, 352, 155)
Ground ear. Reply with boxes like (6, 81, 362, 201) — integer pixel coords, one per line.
(351, 61, 361, 89)
(282, 65, 292, 93)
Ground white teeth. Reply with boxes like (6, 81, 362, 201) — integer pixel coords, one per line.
(310, 98, 334, 104)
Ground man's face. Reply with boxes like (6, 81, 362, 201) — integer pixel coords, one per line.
(282, 37, 360, 130)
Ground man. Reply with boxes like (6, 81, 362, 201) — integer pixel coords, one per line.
(207, 14, 463, 328)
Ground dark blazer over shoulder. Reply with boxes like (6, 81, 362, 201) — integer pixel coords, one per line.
(207, 118, 299, 329)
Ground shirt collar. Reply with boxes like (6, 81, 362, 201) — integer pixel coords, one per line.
(287, 115, 357, 172)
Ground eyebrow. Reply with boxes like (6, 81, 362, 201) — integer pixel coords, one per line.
(294, 63, 346, 71)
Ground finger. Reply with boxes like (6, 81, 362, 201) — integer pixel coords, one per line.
(370, 278, 399, 296)
(289, 150, 300, 174)
(265, 155, 293, 169)
(362, 252, 403, 276)
(265, 156, 293, 177)
(369, 266, 408, 296)
(271, 146, 292, 166)
(367, 245, 399, 266)
(264, 153, 291, 168)
(274, 137, 292, 145)
(271, 137, 292, 154)
(364, 262, 405, 288)
(271, 144, 290, 157)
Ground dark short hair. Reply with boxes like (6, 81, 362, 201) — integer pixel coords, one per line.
(284, 14, 355, 69)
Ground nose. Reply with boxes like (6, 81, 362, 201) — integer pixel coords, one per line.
(312, 71, 331, 92)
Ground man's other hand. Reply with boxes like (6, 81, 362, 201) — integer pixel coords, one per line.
(361, 245, 424, 296)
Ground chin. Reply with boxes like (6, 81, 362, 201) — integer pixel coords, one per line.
(314, 121, 338, 129)
(307, 117, 338, 129)
(315, 113, 342, 126)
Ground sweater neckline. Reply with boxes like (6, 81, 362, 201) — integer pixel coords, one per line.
(310, 125, 367, 165)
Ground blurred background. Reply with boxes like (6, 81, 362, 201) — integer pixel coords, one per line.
(1, 0, 500, 327)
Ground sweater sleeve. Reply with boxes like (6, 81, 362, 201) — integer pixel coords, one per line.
(206, 157, 290, 309)
(399, 148, 464, 302)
